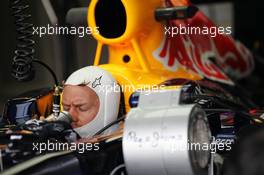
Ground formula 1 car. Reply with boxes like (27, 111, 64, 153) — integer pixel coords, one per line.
(1, 0, 264, 175)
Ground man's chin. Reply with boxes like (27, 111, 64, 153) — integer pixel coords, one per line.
(71, 123, 82, 129)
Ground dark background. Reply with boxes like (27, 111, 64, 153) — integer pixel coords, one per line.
(0, 0, 264, 113)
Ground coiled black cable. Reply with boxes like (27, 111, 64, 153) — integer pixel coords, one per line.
(10, 0, 59, 85)
(10, 0, 35, 82)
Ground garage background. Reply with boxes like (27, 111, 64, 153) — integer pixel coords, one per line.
(1, 0, 264, 113)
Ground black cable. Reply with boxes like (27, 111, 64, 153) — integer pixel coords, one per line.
(10, 0, 35, 82)
(93, 115, 126, 136)
(33, 60, 59, 86)
(10, 0, 59, 86)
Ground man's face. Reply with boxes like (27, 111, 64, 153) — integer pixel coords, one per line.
(62, 85, 100, 128)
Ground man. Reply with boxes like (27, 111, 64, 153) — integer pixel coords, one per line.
(62, 66, 121, 138)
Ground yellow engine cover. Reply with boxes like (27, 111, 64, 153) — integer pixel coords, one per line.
(87, 0, 201, 111)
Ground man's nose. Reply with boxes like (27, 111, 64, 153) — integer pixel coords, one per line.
(68, 107, 78, 122)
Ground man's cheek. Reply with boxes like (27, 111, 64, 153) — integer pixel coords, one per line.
(77, 113, 91, 126)
(82, 111, 96, 125)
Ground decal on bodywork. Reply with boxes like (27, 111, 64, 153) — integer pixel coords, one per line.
(153, 0, 254, 85)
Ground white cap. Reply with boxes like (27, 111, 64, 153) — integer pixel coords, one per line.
(64, 66, 120, 138)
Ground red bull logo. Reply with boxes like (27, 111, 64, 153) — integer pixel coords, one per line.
(153, 1, 254, 85)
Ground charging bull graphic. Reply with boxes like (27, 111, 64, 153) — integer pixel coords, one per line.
(153, 0, 254, 85)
